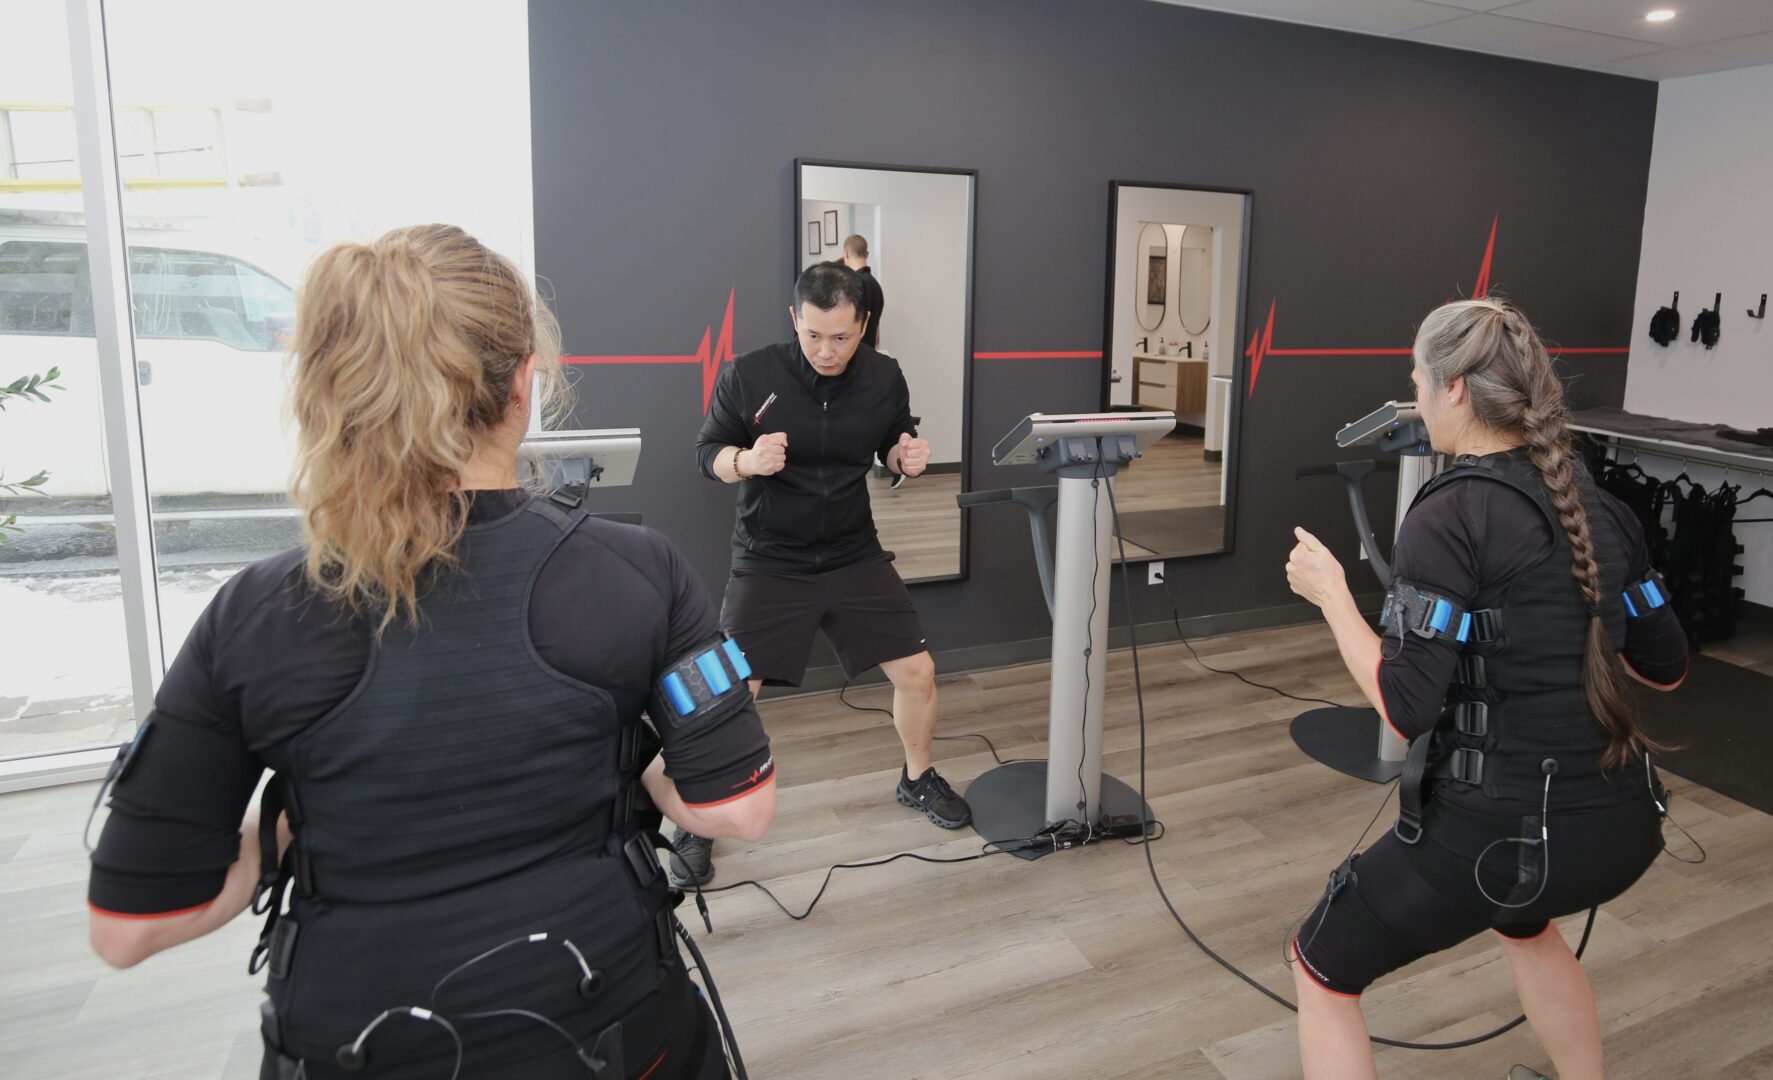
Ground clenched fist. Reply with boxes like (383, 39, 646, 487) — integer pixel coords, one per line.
(895, 432, 931, 478)
(743, 431, 788, 476)
(1285, 526, 1346, 610)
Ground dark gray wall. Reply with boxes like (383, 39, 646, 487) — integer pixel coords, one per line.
(529, 0, 1656, 662)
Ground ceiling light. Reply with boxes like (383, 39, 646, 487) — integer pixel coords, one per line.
(1645, 9, 1676, 21)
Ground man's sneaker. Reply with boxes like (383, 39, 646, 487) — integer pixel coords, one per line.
(896, 766, 973, 829)
(667, 828, 715, 887)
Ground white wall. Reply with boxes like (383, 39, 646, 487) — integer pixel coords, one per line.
(1109, 188, 1245, 450)
(800, 166, 970, 465)
(1626, 64, 1773, 430)
(1626, 63, 1773, 606)
(800, 200, 877, 272)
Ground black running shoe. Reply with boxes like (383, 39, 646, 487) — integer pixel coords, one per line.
(896, 767, 972, 829)
(668, 828, 715, 887)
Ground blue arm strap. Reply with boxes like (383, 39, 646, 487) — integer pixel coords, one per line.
(653, 636, 754, 731)
(1622, 571, 1668, 618)
(1379, 580, 1486, 645)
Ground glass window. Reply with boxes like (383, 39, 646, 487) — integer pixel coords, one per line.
(0, 3, 135, 763)
(0, 241, 93, 337)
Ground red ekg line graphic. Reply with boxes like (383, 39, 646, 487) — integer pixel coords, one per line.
(1245, 215, 1626, 398)
(563, 288, 737, 412)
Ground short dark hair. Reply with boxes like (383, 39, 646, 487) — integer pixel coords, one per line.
(794, 261, 865, 321)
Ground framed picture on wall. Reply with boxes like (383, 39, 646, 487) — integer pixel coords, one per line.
(823, 209, 838, 246)
(1145, 251, 1168, 306)
(807, 223, 822, 256)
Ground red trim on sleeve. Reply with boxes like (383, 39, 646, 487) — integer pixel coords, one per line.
(682, 767, 776, 809)
(1292, 937, 1363, 999)
(1648, 658, 1688, 691)
(88, 899, 214, 920)
(637, 1049, 668, 1080)
(1374, 658, 1409, 742)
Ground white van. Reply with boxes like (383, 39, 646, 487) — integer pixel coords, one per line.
(0, 220, 304, 502)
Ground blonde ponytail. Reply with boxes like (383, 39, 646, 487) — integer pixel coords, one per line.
(289, 224, 563, 632)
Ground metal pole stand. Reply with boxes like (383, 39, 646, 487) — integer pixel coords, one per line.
(1289, 404, 1438, 784)
(958, 412, 1175, 859)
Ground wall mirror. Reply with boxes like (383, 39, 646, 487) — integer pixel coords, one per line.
(795, 159, 975, 583)
(1103, 182, 1250, 561)
(1135, 221, 1166, 331)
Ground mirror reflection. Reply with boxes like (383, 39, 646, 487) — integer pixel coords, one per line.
(1106, 186, 1249, 560)
(797, 161, 974, 582)
(1135, 221, 1166, 332)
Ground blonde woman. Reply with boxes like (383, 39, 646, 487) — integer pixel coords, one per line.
(87, 225, 773, 1079)
(1284, 299, 1688, 1080)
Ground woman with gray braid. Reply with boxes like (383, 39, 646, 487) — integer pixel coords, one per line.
(1281, 299, 1689, 1080)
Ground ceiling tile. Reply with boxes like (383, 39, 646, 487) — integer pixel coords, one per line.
(1160, 0, 1472, 36)
(1703, 29, 1773, 63)
(1397, 13, 1661, 65)
(1494, 0, 1773, 50)
(1592, 45, 1753, 78)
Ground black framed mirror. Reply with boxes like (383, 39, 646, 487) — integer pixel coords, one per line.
(794, 159, 976, 584)
(1102, 182, 1252, 562)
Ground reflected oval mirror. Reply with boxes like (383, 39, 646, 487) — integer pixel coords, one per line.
(1177, 225, 1212, 335)
(1134, 221, 1166, 332)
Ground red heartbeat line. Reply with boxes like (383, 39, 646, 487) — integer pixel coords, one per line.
(562, 288, 737, 412)
(1245, 215, 1627, 398)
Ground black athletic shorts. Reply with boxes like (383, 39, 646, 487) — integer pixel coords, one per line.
(719, 556, 927, 686)
(1292, 793, 1662, 997)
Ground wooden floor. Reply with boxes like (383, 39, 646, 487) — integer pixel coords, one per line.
(4, 624, 1770, 1079)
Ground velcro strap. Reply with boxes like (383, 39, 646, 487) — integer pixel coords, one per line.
(1456, 654, 1487, 688)
(653, 635, 752, 731)
(1379, 580, 1474, 644)
(1622, 572, 1669, 617)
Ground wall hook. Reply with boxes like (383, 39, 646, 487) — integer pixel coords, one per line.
(1750, 293, 1766, 319)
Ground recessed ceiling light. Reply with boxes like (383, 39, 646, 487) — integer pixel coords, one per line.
(1645, 9, 1677, 21)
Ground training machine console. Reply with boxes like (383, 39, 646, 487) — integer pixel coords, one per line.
(960, 411, 1174, 858)
(518, 428, 642, 488)
(519, 428, 644, 522)
(1291, 402, 1442, 783)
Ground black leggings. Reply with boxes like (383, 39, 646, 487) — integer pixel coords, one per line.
(1293, 794, 1662, 996)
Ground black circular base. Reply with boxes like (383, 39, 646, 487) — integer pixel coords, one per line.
(1290, 707, 1405, 784)
(965, 761, 1154, 861)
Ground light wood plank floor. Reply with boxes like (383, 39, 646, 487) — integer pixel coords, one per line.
(4, 624, 1768, 1079)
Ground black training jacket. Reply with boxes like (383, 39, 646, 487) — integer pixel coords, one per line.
(696, 338, 915, 573)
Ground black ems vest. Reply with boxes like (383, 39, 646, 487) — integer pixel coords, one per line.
(1417, 453, 1632, 805)
(253, 499, 681, 1080)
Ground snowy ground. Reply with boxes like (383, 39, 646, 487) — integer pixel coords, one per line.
(0, 512, 296, 760)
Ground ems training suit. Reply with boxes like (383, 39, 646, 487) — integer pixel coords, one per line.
(89, 491, 773, 1079)
(1294, 449, 1688, 997)
(695, 338, 926, 686)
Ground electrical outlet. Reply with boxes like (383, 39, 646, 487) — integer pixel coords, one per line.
(1148, 561, 1165, 586)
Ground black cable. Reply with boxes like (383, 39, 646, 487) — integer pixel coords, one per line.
(1076, 463, 1104, 825)
(675, 916, 749, 1080)
(836, 680, 1028, 765)
(1154, 572, 1355, 709)
(692, 848, 1016, 922)
(1105, 468, 1592, 1052)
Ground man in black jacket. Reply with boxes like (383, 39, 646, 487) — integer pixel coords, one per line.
(677, 262, 969, 885)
